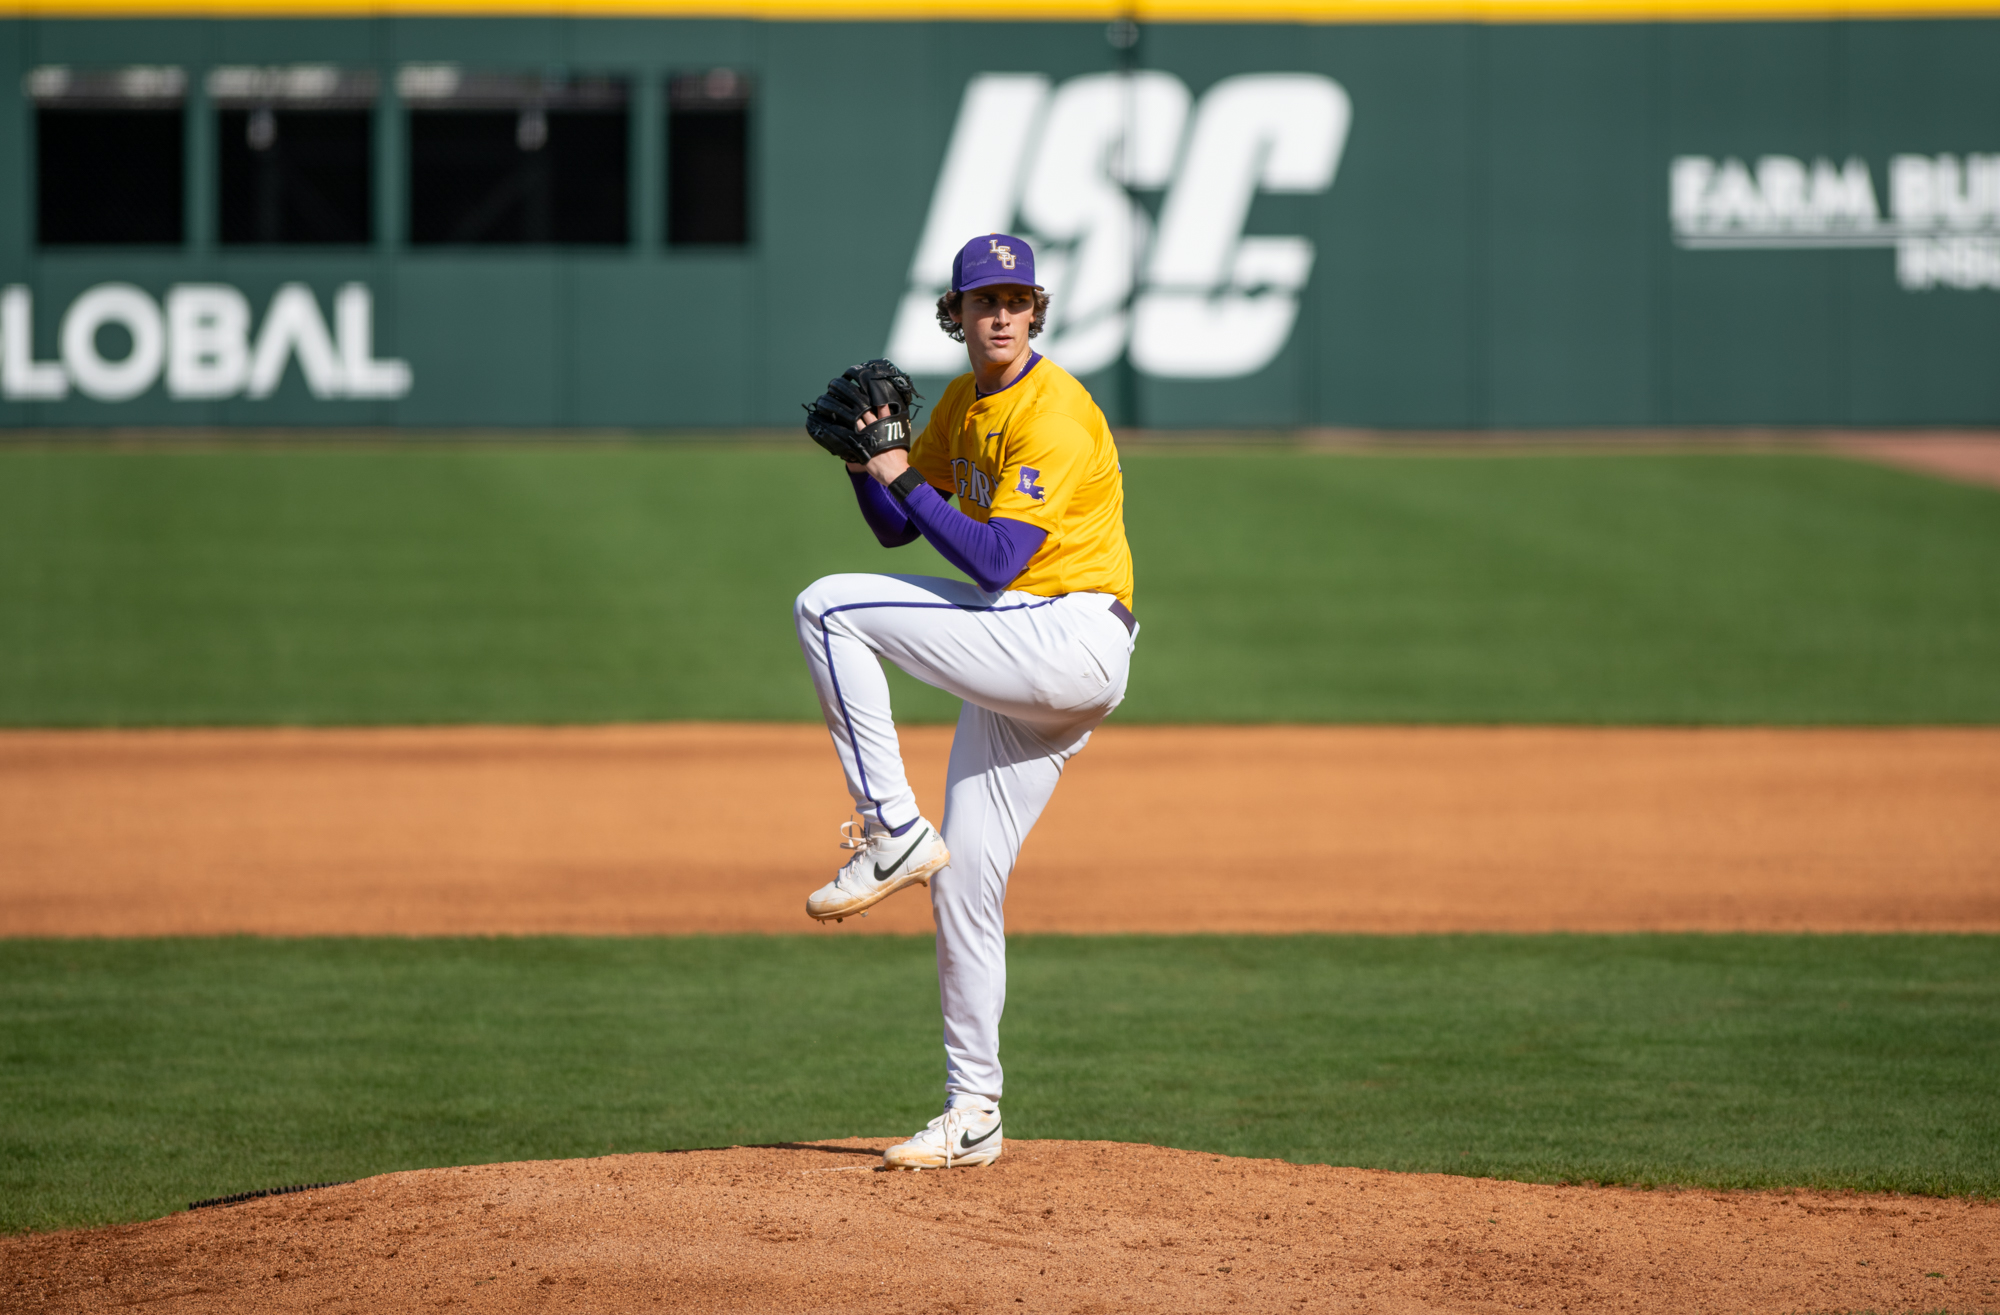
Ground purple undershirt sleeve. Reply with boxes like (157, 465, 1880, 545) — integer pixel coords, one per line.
(848, 469, 921, 547)
(902, 484, 1048, 593)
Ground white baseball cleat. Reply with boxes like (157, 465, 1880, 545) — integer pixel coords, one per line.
(805, 816, 950, 922)
(883, 1096, 1002, 1170)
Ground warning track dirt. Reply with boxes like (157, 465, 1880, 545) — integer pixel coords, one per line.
(1, 724, 1994, 936)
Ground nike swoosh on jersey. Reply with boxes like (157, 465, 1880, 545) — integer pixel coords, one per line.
(875, 829, 929, 883)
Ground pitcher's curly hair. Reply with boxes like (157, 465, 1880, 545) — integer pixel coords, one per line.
(936, 288, 1051, 342)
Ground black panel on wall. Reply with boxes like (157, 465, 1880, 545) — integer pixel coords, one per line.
(668, 70, 750, 246)
(405, 72, 629, 246)
(36, 108, 185, 245)
(219, 109, 373, 244)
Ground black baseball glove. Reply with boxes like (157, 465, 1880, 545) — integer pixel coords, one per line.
(803, 359, 922, 465)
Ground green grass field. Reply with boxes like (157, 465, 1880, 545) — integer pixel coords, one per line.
(3, 445, 1995, 1238)
(3, 934, 1994, 1233)
(1, 445, 1996, 725)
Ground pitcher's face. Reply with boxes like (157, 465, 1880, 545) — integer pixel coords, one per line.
(954, 284, 1037, 374)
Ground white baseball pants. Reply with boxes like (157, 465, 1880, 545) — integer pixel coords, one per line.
(794, 573, 1136, 1101)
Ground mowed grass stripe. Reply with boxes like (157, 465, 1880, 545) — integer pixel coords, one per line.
(0, 447, 1996, 726)
(2, 934, 1994, 1233)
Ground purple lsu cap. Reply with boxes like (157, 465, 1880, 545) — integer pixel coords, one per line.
(951, 233, 1042, 292)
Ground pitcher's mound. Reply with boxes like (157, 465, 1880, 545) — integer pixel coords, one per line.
(6, 1140, 1993, 1313)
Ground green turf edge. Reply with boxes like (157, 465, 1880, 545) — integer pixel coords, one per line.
(3, 932, 1995, 1233)
(3, 448, 1997, 726)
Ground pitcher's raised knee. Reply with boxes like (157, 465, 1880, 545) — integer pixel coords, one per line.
(794, 574, 865, 630)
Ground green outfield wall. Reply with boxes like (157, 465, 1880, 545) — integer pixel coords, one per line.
(2, 14, 1997, 428)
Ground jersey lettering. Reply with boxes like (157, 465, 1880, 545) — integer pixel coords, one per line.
(950, 457, 994, 509)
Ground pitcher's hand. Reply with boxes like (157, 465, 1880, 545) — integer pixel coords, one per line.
(851, 408, 911, 485)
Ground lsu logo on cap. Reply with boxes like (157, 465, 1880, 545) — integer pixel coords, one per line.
(951, 232, 1039, 293)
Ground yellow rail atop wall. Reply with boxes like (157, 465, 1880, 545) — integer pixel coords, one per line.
(5, 0, 1998, 21)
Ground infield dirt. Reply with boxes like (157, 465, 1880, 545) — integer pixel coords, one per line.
(2, 724, 1994, 935)
(7, 1141, 1997, 1314)
(7, 723, 1996, 1312)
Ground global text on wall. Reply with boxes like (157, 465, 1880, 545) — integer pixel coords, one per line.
(1, 3, 1997, 427)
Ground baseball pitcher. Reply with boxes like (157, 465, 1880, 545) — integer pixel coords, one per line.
(795, 232, 1137, 1170)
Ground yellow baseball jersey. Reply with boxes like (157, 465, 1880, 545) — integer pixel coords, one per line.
(910, 354, 1134, 610)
